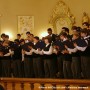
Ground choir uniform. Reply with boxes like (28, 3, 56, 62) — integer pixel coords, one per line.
(48, 34, 56, 42)
(32, 41, 45, 78)
(12, 42, 22, 77)
(76, 37, 90, 79)
(66, 39, 81, 79)
(1, 45, 12, 77)
(67, 34, 72, 41)
(43, 43, 56, 78)
(22, 42, 34, 78)
(53, 40, 64, 78)
(61, 39, 73, 79)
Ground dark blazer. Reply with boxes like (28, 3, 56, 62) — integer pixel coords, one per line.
(48, 34, 56, 42)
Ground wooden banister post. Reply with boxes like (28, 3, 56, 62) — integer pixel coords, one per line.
(12, 82, 15, 90)
(52, 84, 57, 90)
(65, 85, 70, 90)
(30, 83, 34, 90)
(21, 83, 24, 90)
(41, 84, 45, 90)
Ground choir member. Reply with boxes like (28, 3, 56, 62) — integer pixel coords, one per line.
(12, 39, 22, 77)
(42, 37, 56, 78)
(47, 28, 56, 42)
(53, 38, 64, 78)
(73, 31, 88, 79)
(22, 42, 34, 78)
(0, 33, 6, 43)
(65, 33, 81, 79)
(20, 39, 26, 77)
(32, 36, 45, 78)
(16, 34, 21, 41)
(79, 29, 90, 79)
(1, 41, 14, 77)
(4, 35, 14, 47)
(61, 27, 72, 40)
(60, 32, 72, 79)
(25, 32, 34, 43)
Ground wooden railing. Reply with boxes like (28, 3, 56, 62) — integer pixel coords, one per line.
(0, 78, 90, 90)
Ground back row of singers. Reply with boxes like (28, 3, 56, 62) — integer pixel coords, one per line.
(0, 26, 90, 79)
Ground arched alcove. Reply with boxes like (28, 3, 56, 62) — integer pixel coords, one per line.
(49, 0, 75, 34)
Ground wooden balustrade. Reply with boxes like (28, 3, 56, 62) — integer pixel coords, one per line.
(0, 78, 90, 90)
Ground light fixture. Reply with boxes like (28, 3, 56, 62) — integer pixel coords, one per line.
(40, 31, 48, 38)
(5, 32, 13, 40)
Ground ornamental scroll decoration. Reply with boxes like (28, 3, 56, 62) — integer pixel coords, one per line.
(49, 0, 75, 34)
(82, 12, 89, 24)
(18, 16, 34, 38)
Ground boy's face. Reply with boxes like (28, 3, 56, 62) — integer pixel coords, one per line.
(33, 38, 38, 43)
(17, 35, 21, 39)
(60, 35, 64, 40)
(72, 35, 78, 40)
(5, 37, 9, 41)
(72, 30, 77, 34)
(81, 32, 86, 37)
(26, 33, 31, 37)
(44, 39, 49, 44)
(48, 31, 52, 35)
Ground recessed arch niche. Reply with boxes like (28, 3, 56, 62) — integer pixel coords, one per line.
(49, 0, 75, 34)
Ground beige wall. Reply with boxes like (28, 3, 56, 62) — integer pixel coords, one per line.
(0, 0, 90, 40)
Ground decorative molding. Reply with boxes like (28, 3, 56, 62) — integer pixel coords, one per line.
(49, 0, 75, 34)
(18, 16, 34, 38)
(82, 12, 89, 24)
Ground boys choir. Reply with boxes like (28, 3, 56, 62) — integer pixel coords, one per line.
(0, 22, 90, 79)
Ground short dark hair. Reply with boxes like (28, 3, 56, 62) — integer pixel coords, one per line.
(34, 36, 39, 40)
(81, 28, 88, 34)
(47, 28, 52, 32)
(1, 33, 6, 38)
(77, 27, 82, 32)
(82, 22, 89, 27)
(26, 31, 30, 34)
(60, 32, 67, 37)
(72, 26, 77, 30)
(44, 36, 52, 43)
(5, 35, 9, 38)
(14, 39, 20, 43)
(62, 27, 69, 33)
(17, 34, 21, 36)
